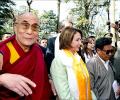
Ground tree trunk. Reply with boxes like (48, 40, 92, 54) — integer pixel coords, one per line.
(57, 0, 61, 33)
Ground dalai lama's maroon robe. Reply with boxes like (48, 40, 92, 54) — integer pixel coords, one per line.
(0, 35, 53, 100)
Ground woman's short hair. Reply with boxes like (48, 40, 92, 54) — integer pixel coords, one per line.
(59, 27, 83, 49)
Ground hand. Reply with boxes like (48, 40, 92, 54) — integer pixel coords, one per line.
(49, 79, 57, 96)
(0, 73, 36, 96)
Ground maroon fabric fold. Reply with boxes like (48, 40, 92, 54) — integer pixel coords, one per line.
(0, 35, 53, 100)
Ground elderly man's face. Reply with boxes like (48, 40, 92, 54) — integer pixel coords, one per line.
(14, 13, 39, 49)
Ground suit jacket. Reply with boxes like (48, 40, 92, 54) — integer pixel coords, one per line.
(45, 37, 56, 74)
(113, 48, 120, 84)
(86, 54, 115, 100)
(39, 45, 47, 56)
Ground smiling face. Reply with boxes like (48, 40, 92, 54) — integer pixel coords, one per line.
(14, 13, 39, 52)
(87, 38, 95, 51)
(59, 27, 82, 54)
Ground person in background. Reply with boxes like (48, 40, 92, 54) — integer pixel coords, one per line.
(37, 37, 47, 56)
(2, 32, 12, 41)
(104, 33, 117, 64)
(40, 37, 48, 48)
(88, 36, 96, 53)
(82, 36, 96, 63)
(86, 37, 116, 100)
(46, 20, 73, 74)
(0, 12, 53, 100)
(89, 36, 96, 43)
(50, 27, 94, 100)
(36, 36, 47, 57)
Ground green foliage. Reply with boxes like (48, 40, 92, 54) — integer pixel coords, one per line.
(66, 0, 109, 37)
(3, 19, 14, 34)
(39, 10, 57, 37)
(0, 0, 15, 35)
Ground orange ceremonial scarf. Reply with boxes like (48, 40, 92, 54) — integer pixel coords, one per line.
(64, 49, 92, 100)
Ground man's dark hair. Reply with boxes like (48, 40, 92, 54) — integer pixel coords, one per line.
(95, 37, 112, 50)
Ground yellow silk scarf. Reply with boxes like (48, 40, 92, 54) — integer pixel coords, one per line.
(6, 42, 20, 64)
(64, 49, 92, 100)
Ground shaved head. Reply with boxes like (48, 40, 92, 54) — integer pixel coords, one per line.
(15, 12, 39, 24)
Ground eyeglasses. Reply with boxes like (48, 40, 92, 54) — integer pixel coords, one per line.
(102, 49, 114, 55)
(15, 22, 40, 32)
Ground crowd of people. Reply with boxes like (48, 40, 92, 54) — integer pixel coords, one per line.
(0, 12, 120, 100)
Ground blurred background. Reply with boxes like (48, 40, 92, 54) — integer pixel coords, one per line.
(0, 0, 120, 40)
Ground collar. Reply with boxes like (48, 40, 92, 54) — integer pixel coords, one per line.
(97, 54, 109, 70)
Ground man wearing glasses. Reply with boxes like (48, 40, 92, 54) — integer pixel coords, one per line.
(0, 12, 52, 99)
(86, 37, 116, 100)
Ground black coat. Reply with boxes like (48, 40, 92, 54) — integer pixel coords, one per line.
(45, 37, 56, 74)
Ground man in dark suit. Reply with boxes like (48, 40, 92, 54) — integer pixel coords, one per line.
(45, 37, 56, 73)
